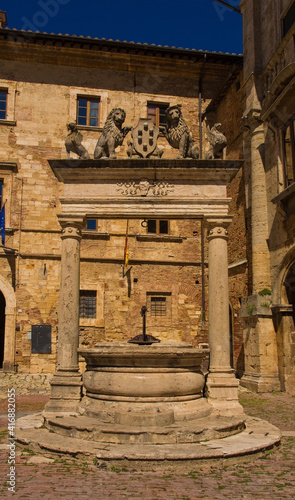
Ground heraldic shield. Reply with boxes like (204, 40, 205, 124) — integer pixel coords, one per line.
(132, 118, 159, 158)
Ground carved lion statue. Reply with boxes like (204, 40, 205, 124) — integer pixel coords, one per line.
(205, 123, 227, 159)
(65, 123, 89, 159)
(94, 108, 131, 159)
(160, 105, 199, 159)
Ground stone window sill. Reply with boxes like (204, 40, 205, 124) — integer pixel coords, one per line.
(136, 234, 184, 243)
(0, 120, 16, 126)
(271, 304, 293, 314)
(82, 231, 110, 239)
(77, 125, 102, 132)
(272, 182, 295, 204)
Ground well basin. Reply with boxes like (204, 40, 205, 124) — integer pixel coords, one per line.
(78, 342, 212, 428)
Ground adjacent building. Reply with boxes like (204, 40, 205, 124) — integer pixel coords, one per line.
(240, 0, 295, 392)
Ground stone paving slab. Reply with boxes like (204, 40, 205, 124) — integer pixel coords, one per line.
(0, 373, 52, 398)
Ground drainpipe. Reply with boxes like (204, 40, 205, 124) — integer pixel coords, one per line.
(198, 54, 207, 159)
(201, 219, 206, 326)
(16, 177, 23, 288)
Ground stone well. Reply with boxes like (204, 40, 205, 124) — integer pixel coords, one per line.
(15, 159, 281, 464)
(43, 342, 247, 446)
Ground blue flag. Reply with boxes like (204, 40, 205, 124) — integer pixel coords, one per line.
(0, 204, 5, 246)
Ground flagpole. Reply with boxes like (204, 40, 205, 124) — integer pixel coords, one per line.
(123, 219, 129, 277)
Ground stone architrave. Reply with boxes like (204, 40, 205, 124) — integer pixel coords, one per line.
(45, 216, 84, 413)
(131, 118, 159, 158)
(205, 217, 242, 415)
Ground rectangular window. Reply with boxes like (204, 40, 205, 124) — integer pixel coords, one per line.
(0, 90, 7, 120)
(150, 296, 167, 317)
(77, 97, 99, 127)
(147, 103, 169, 128)
(79, 290, 97, 319)
(147, 219, 169, 235)
(85, 218, 97, 231)
(282, 1, 295, 37)
(282, 118, 295, 186)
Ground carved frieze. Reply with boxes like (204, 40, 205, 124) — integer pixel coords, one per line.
(117, 179, 174, 196)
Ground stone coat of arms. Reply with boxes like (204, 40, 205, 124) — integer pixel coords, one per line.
(131, 118, 159, 158)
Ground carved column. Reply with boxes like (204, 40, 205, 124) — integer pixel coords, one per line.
(240, 111, 280, 392)
(205, 217, 242, 414)
(45, 216, 84, 413)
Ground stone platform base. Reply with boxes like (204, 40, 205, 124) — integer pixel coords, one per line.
(15, 413, 281, 468)
(43, 412, 245, 445)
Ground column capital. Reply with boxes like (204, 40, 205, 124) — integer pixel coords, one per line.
(242, 108, 263, 134)
(57, 214, 85, 240)
(205, 216, 232, 240)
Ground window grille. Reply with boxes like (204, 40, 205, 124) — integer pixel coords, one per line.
(150, 296, 167, 317)
(79, 290, 97, 318)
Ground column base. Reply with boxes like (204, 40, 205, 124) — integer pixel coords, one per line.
(206, 371, 244, 416)
(240, 372, 281, 393)
(44, 370, 82, 413)
(2, 361, 15, 372)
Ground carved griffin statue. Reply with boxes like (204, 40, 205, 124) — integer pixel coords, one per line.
(160, 105, 199, 159)
(65, 123, 89, 159)
(94, 108, 131, 159)
(205, 123, 227, 159)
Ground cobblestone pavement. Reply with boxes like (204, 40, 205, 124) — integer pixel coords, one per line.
(0, 374, 294, 499)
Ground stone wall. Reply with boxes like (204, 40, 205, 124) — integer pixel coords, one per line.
(0, 32, 245, 374)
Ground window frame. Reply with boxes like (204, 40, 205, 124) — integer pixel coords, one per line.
(0, 179, 3, 209)
(281, 116, 295, 187)
(147, 219, 169, 235)
(77, 96, 100, 128)
(85, 218, 98, 231)
(79, 290, 97, 319)
(147, 102, 169, 128)
(0, 89, 7, 120)
(281, 1, 295, 38)
(146, 292, 172, 324)
(150, 296, 167, 317)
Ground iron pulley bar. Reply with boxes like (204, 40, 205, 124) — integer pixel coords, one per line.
(213, 0, 241, 14)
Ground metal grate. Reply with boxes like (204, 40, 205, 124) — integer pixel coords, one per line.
(150, 296, 166, 317)
(79, 290, 97, 318)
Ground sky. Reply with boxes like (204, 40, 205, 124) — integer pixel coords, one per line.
(0, 0, 243, 55)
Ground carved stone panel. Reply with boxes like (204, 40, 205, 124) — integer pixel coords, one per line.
(117, 179, 174, 196)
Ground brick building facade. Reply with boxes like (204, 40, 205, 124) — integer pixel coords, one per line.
(0, 20, 245, 375)
(240, 0, 295, 393)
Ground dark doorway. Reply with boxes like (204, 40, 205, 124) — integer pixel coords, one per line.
(0, 292, 6, 369)
(284, 262, 295, 325)
(229, 304, 234, 369)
